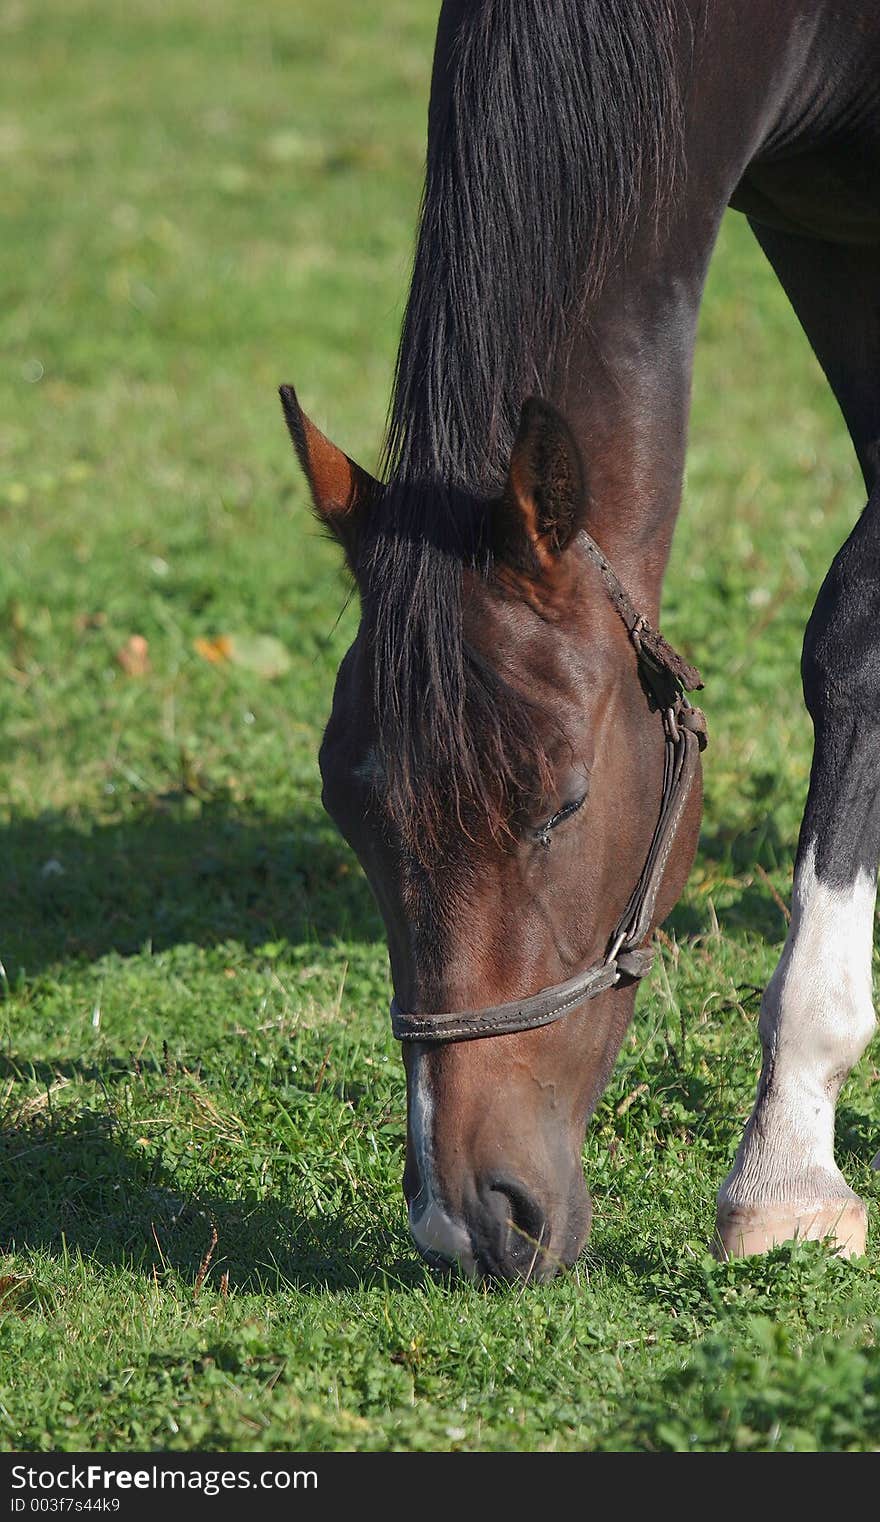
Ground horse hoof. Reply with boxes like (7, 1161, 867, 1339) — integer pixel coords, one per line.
(714, 1196, 868, 1260)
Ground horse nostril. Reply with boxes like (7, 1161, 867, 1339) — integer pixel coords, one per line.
(489, 1176, 545, 1241)
(478, 1177, 549, 1280)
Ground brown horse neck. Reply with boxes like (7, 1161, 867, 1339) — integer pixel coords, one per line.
(551, 261, 710, 624)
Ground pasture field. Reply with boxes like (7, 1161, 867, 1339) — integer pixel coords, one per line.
(2, 0, 880, 1453)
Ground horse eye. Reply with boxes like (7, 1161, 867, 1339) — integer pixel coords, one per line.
(533, 791, 587, 846)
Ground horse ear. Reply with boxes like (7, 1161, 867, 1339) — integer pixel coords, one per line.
(495, 398, 587, 580)
(279, 385, 378, 559)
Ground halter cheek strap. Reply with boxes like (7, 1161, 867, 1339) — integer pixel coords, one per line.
(390, 531, 707, 1045)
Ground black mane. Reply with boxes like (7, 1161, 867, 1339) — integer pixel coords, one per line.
(366, 0, 685, 852)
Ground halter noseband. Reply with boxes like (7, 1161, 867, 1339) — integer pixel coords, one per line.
(390, 530, 707, 1045)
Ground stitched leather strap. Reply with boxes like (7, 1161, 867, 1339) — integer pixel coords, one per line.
(390, 947, 655, 1044)
(579, 532, 704, 694)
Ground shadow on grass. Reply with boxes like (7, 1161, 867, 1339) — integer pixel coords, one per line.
(1, 1075, 871, 1297)
(0, 1109, 425, 1293)
(2, 797, 382, 979)
(666, 811, 798, 943)
(4, 790, 799, 985)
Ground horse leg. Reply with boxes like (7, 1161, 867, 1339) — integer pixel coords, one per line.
(717, 227, 880, 1258)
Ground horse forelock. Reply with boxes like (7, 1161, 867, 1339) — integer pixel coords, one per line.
(359, 486, 554, 860)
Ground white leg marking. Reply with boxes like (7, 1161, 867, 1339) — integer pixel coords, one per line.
(407, 1049, 476, 1277)
(718, 843, 876, 1254)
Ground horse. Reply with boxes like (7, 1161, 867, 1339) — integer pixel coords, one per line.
(280, 0, 880, 1280)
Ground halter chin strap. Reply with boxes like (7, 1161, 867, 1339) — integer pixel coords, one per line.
(390, 530, 707, 1045)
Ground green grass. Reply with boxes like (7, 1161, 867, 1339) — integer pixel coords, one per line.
(1, 0, 879, 1453)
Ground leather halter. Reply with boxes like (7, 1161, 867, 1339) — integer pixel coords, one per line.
(390, 530, 707, 1045)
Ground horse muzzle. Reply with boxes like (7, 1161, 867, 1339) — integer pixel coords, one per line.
(407, 1161, 591, 1283)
